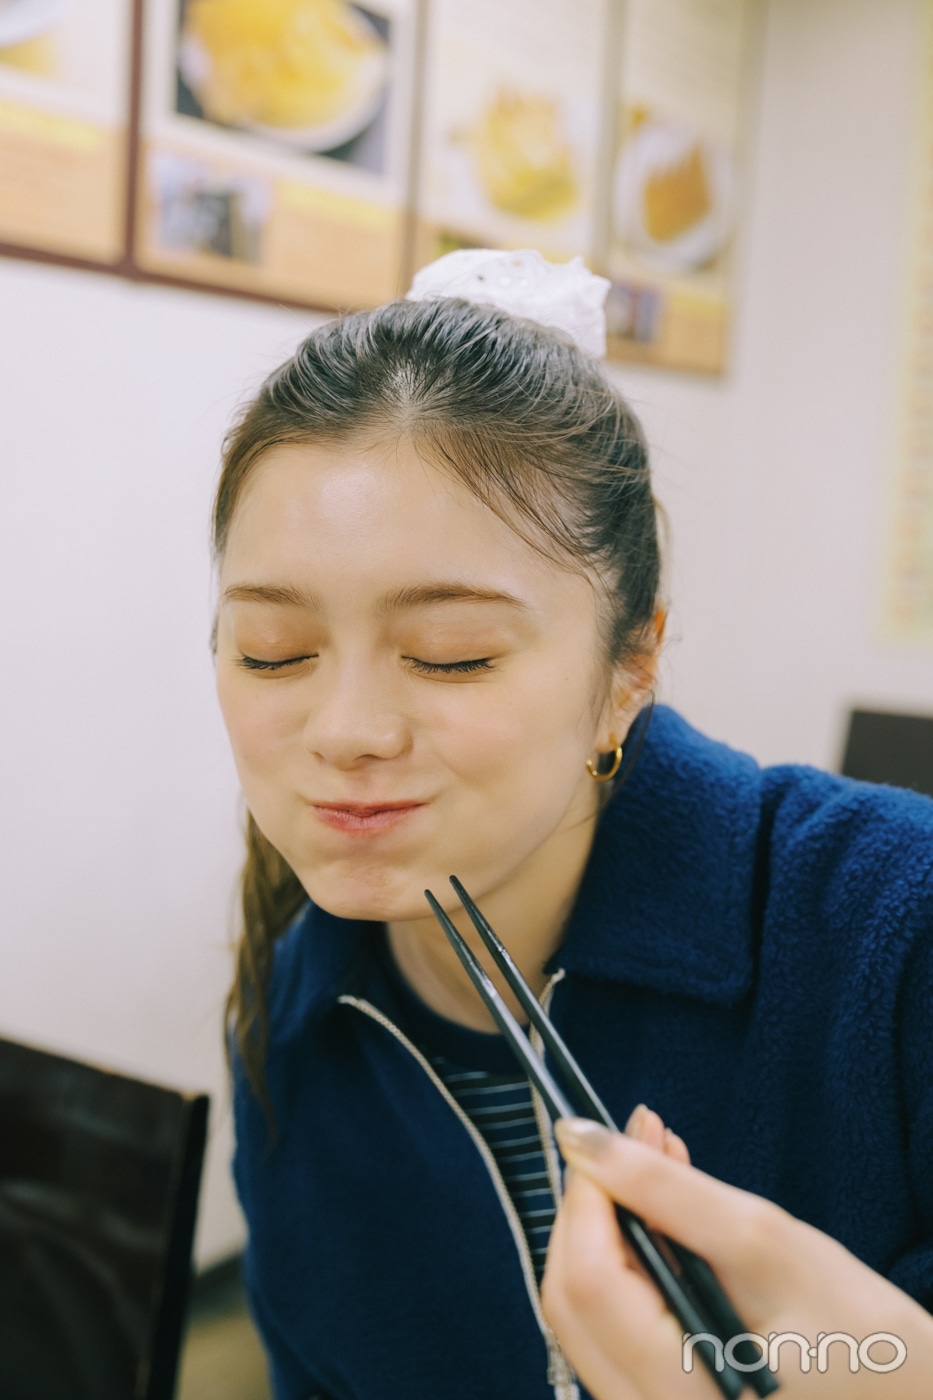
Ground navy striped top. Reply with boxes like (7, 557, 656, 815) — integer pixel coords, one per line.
(427, 1062, 556, 1281)
(367, 931, 557, 1283)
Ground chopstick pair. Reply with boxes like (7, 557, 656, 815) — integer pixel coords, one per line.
(424, 876, 780, 1400)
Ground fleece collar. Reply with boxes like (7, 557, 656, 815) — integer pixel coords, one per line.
(551, 705, 762, 1005)
(276, 706, 763, 1039)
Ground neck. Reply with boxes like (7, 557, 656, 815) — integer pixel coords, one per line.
(387, 798, 600, 1032)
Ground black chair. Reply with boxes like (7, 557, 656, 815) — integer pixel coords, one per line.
(0, 1036, 209, 1400)
(840, 708, 933, 799)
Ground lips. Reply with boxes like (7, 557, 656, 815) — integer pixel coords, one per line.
(310, 799, 426, 834)
(312, 801, 424, 815)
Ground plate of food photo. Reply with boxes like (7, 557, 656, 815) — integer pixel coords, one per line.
(177, 0, 389, 154)
(613, 112, 734, 273)
(465, 86, 579, 224)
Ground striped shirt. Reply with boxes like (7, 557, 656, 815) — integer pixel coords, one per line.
(366, 931, 557, 1283)
(426, 1061, 556, 1281)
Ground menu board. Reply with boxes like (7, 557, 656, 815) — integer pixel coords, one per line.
(416, 0, 608, 266)
(414, 0, 748, 372)
(883, 0, 933, 641)
(133, 0, 419, 308)
(0, 0, 131, 264)
(0, 0, 752, 372)
(606, 0, 747, 372)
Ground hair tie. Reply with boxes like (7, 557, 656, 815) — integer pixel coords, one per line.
(405, 248, 611, 358)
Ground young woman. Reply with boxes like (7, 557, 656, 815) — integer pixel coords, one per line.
(212, 252, 933, 1400)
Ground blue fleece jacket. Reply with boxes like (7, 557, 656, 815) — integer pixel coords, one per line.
(232, 706, 933, 1400)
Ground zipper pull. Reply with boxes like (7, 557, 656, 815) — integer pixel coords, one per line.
(546, 1327, 580, 1399)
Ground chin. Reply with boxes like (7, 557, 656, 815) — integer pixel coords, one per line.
(296, 860, 435, 925)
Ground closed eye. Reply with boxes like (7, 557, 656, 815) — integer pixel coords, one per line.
(235, 654, 314, 672)
(406, 657, 494, 675)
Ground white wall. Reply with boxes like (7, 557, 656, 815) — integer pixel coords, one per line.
(1, 0, 931, 1266)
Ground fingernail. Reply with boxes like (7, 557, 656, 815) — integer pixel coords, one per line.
(555, 1118, 614, 1160)
(625, 1103, 648, 1135)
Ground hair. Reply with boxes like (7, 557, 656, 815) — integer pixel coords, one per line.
(211, 296, 661, 1117)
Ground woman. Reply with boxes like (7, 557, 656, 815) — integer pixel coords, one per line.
(212, 252, 933, 1400)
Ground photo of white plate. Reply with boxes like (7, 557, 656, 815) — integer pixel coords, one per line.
(177, 8, 389, 155)
(0, 0, 71, 48)
(244, 46, 387, 152)
(613, 118, 734, 274)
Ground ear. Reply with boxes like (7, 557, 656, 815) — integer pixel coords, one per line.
(596, 611, 664, 750)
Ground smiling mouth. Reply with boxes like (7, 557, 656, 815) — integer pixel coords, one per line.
(311, 801, 426, 833)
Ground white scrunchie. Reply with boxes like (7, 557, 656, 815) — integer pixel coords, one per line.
(405, 248, 611, 359)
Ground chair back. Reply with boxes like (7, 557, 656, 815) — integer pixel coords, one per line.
(840, 709, 933, 799)
(0, 1036, 208, 1400)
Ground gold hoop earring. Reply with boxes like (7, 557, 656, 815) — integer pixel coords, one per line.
(586, 739, 623, 783)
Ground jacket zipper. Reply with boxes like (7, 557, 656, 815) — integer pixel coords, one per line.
(530, 970, 568, 1210)
(339, 990, 579, 1400)
(528, 971, 578, 1397)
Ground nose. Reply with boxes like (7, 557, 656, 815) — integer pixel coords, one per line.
(302, 654, 412, 770)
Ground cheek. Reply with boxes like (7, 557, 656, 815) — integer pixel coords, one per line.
(215, 674, 297, 779)
(428, 665, 595, 791)
(433, 702, 523, 775)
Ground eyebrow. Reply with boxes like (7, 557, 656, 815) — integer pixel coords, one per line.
(221, 582, 319, 608)
(221, 581, 532, 614)
(379, 582, 531, 615)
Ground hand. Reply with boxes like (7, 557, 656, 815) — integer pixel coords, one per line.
(541, 1108, 933, 1399)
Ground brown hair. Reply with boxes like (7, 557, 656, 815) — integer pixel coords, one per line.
(211, 297, 661, 1112)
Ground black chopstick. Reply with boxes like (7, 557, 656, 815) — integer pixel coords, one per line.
(423, 890, 744, 1399)
(449, 874, 615, 1124)
(424, 891, 577, 1121)
(425, 881, 780, 1400)
(449, 876, 779, 1393)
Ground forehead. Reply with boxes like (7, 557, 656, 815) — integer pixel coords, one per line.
(220, 437, 591, 610)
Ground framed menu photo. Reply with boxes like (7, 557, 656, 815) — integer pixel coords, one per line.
(414, 0, 608, 268)
(0, 0, 132, 266)
(132, 0, 420, 310)
(605, 0, 749, 372)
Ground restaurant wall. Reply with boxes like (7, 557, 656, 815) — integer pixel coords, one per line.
(1, 0, 930, 1265)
